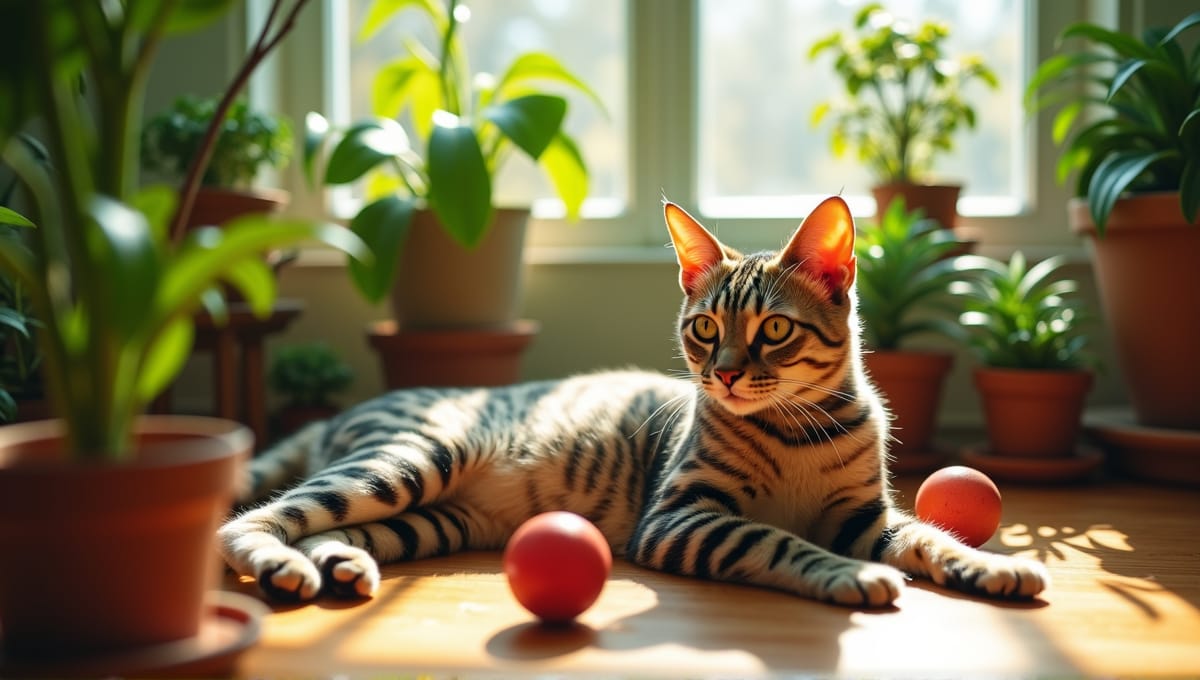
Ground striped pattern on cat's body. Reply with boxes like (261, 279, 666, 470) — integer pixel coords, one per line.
(219, 197, 1048, 607)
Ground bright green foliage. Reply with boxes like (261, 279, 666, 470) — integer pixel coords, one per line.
(809, 3, 999, 184)
(305, 0, 603, 303)
(854, 198, 975, 349)
(953, 253, 1093, 370)
(142, 95, 294, 188)
(268, 343, 353, 408)
(0, 1, 366, 458)
(1026, 12, 1200, 235)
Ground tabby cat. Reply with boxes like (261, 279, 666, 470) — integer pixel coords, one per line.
(219, 196, 1048, 607)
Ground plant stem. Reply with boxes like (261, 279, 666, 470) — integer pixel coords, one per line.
(169, 0, 313, 242)
(439, 0, 463, 116)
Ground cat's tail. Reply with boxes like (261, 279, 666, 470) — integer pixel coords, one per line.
(234, 421, 329, 507)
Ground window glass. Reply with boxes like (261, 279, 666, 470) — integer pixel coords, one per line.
(697, 0, 1027, 217)
(345, 0, 627, 216)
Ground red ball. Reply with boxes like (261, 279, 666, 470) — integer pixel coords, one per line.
(503, 511, 612, 623)
(915, 465, 1003, 548)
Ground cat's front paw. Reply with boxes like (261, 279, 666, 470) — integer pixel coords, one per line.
(308, 543, 380, 599)
(932, 552, 1049, 599)
(253, 546, 323, 602)
(822, 561, 906, 608)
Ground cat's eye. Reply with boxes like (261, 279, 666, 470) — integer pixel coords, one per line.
(692, 316, 719, 342)
(761, 315, 793, 343)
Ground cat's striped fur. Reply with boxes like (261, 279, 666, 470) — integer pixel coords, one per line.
(219, 196, 1048, 607)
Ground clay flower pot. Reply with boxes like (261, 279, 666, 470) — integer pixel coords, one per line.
(974, 367, 1093, 457)
(0, 416, 250, 663)
(872, 183, 962, 231)
(865, 350, 954, 471)
(1069, 193, 1200, 430)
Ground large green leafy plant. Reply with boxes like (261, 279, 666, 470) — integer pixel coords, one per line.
(952, 253, 1092, 370)
(1025, 12, 1200, 235)
(305, 0, 602, 301)
(854, 198, 973, 349)
(809, 3, 999, 184)
(0, 0, 364, 457)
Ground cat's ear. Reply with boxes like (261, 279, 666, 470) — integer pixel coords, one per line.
(664, 201, 732, 294)
(779, 195, 857, 302)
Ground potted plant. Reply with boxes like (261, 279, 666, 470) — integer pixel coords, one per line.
(809, 2, 999, 230)
(0, 0, 364, 672)
(952, 252, 1100, 482)
(1025, 11, 1200, 431)
(268, 342, 353, 436)
(143, 94, 294, 235)
(0, 230, 45, 424)
(855, 197, 974, 472)
(305, 0, 601, 387)
(305, 0, 601, 327)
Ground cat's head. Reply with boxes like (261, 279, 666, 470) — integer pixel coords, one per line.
(664, 197, 858, 416)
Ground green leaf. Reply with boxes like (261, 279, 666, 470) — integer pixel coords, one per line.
(359, 0, 445, 41)
(427, 118, 492, 248)
(135, 316, 194, 403)
(483, 94, 567, 160)
(85, 195, 161, 336)
(371, 55, 441, 122)
(156, 217, 368, 321)
(0, 206, 34, 228)
(347, 195, 414, 303)
(222, 256, 277, 317)
(1059, 22, 1157, 60)
(0, 388, 14, 423)
(0, 307, 30, 337)
(1087, 150, 1171, 234)
(165, 0, 237, 34)
(325, 118, 411, 185)
(130, 184, 178, 245)
(1159, 11, 1200, 46)
(539, 133, 589, 221)
(493, 52, 607, 114)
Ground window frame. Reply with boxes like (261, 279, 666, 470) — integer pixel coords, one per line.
(271, 0, 1094, 263)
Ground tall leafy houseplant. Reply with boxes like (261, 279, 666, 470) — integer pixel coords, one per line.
(855, 198, 973, 471)
(1026, 12, 1200, 234)
(305, 0, 602, 306)
(810, 3, 998, 229)
(1025, 11, 1200, 433)
(0, 0, 364, 666)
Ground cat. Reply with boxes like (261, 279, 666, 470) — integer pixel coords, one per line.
(218, 196, 1048, 607)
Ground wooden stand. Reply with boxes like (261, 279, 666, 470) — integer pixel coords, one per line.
(158, 300, 304, 447)
(367, 320, 539, 389)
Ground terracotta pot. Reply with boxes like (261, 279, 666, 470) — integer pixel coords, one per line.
(390, 208, 529, 330)
(187, 186, 290, 229)
(872, 183, 961, 230)
(0, 416, 250, 662)
(974, 367, 1093, 457)
(864, 350, 954, 472)
(368, 319, 539, 389)
(1069, 193, 1200, 429)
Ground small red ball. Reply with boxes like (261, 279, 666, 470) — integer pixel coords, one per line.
(503, 511, 612, 623)
(915, 465, 1003, 548)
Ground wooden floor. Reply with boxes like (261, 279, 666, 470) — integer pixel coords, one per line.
(224, 476, 1200, 677)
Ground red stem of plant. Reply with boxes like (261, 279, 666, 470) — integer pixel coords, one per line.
(168, 0, 313, 242)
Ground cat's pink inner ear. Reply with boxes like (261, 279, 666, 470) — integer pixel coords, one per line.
(665, 202, 725, 293)
(783, 196, 857, 298)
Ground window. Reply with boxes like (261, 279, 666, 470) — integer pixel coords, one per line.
(300, 0, 1087, 254)
(697, 0, 1029, 219)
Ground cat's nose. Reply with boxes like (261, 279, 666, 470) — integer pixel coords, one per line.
(714, 369, 744, 388)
